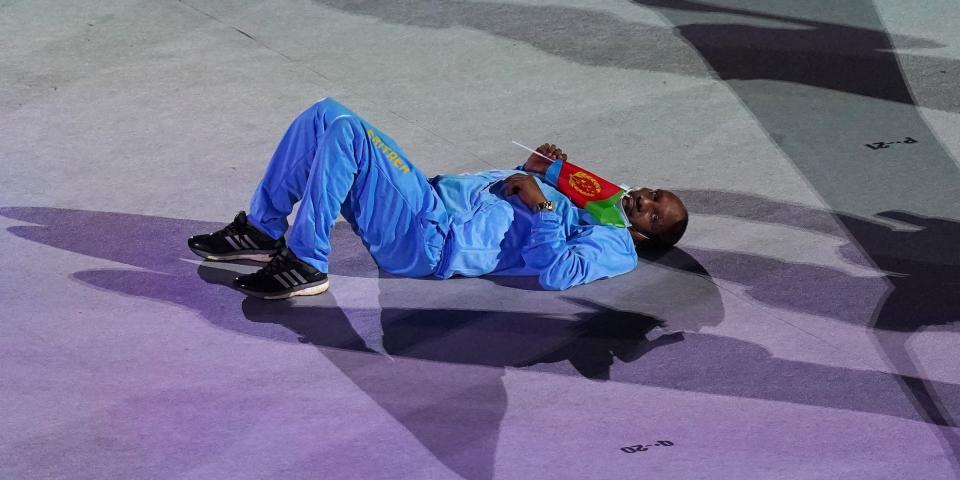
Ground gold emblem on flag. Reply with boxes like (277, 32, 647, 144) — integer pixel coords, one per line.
(569, 171, 601, 197)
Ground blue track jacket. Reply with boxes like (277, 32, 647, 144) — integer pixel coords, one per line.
(430, 165, 638, 290)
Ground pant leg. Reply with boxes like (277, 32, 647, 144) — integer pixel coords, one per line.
(247, 97, 356, 239)
(287, 114, 448, 277)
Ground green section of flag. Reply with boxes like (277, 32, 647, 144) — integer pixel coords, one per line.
(584, 190, 627, 227)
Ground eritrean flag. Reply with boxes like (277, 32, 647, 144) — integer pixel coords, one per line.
(556, 161, 628, 227)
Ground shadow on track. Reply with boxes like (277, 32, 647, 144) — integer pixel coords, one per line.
(676, 188, 960, 471)
(306, 0, 960, 113)
(4, 206, 958, 478)
(632, 0, 960, 472)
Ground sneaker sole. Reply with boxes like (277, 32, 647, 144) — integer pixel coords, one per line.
(241, 279, 331, 300)
(189, 246, 276, 263)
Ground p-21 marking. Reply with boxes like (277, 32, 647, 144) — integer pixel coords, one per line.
(866, 136, 918, 150)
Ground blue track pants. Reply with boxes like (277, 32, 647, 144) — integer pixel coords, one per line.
(247, 98, 447, 276)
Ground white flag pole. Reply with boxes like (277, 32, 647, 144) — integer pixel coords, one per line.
(511, 140, 556, 163)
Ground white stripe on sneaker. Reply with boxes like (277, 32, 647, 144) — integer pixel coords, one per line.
(239, 235, 257, 249)
(273, 274, 291, 288)
(290, 270, 307, 284)
(225, 236, 242, 250)
(282, 271, 300, 286)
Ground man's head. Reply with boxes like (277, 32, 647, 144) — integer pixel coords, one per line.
(621, 188, 688, 250)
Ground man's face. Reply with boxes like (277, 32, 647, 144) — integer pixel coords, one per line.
(622, 188, 687, 243)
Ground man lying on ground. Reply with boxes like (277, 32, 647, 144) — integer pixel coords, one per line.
(187, 98, 688, 299)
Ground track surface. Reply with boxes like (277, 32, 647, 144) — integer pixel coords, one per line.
(2, 1, 959, 478)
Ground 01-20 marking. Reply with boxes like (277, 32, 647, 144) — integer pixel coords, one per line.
(621, 440, 674, 453)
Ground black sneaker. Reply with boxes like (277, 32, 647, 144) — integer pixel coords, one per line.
(188, 211, 284, 262)
(233, 247, 330, 299)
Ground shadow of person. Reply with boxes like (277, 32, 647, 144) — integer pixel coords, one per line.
(673, 189, 960, 333)
(219, 258, 960, 424)
(841, 211, 960, 330)
(0, 206, 697, 480)
(5, 206, 957, 415)
(809, 210, 959, 445)
(237, 291, 678, 480)
(846, 213, 960, 434)
(632, 0, 959, 110)
(303, 0, 960, 113)
(237, 292, 678, 380)
(674, 188, 960, 472)
(619, 3, 959, 471)
(229, 270, 957, 478)
(9, 207, 960, 478)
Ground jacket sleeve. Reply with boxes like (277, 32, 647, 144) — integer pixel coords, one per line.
(521, 211, 638, 290)
(517, 159, 563, 186)
(543, 159, 564, 187)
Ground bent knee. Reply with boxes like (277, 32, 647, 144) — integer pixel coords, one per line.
(311, 97, 353, 118)
(328, 114, 365, 136)
(315, 96, 339, 108)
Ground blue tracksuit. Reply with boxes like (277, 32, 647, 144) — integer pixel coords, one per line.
(248, 98, 638, 290)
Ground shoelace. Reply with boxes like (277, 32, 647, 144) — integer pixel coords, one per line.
(212, 220, 245, 239)
(255, 253, 294, 278)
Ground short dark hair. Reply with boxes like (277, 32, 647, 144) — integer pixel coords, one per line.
(657, 213, 689, 247)
(633, 213, 689, 251)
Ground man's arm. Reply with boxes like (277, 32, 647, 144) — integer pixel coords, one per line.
(521, 143, 630, 227)
(524, 216, 637, 290)
(522, 143, 610, 192)
(505, 173, 637, 290)
(522, 143, 566, 175)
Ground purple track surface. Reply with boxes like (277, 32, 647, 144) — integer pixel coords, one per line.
(2, 1, 959, 478)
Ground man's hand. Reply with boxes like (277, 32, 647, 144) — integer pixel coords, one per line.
(504, 173, 549, 211)
(523, 143, 567, 174)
